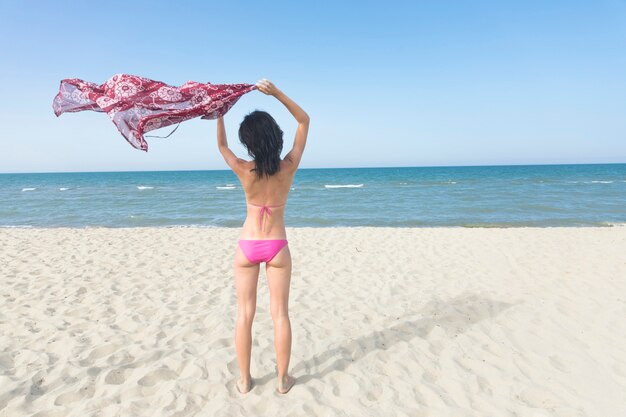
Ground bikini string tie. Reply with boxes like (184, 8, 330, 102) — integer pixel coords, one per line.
(259, 205, 272, 231)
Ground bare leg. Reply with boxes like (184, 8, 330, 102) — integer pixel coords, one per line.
(266, 244, 296, 394)
(233, 245, 259, 394)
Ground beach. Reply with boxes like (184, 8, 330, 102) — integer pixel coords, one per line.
(1, 226, 625, 417)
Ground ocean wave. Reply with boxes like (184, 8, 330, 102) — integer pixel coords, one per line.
(137, 186, 154, 190)
(419, 180, 457, 186)
(602, 222, 626, 227)
(461, 221, 619, 228)
(59, 187, 69, 191)
(21, 187, 36, 192)
(0, 225, 33, 228)
(164, 224, 219, 229)
(324, 184, 364, 188)
(217, 186, 236, 190)
(568, 180, 615, 184)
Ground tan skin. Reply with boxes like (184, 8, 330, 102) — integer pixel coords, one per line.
(217, 79, 310, 394)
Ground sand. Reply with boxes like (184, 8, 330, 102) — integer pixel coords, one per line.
(0, 227, 625, 417)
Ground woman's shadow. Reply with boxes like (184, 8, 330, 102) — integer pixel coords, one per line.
(256, 291, 517, 385)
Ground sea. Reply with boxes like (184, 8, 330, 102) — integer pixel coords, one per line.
(1, 164, 625, 228)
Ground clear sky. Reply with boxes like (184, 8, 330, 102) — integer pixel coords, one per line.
(0, 0, 625, 173)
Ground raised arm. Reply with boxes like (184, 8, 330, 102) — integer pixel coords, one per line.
(256, 79, 310, 169)
(216, 116, 244, 173)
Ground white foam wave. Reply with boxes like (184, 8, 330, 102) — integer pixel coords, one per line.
(324, 184, 364, 189)
(568, 180, 615, 184)
(603, 222, 626, 227)
(137, 186, 154, 190)
(0, 225, 33, 228)
(164, 224, 219, 229)
(217, 186, 236, 190)
(419, 181, 457, 186)
(21, 188, 36, 192)
(59, 187, 69, 191)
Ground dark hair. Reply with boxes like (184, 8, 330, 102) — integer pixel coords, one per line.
(238, 110, 283, 179)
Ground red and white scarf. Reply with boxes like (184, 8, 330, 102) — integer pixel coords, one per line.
(53, 73, 256, 151)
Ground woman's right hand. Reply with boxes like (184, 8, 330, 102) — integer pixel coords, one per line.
(256, 79, 280, 96)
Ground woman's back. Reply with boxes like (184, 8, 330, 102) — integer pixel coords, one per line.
(237, 160, 296, 239)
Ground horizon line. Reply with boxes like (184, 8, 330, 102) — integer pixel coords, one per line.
(0, 158, 626, 175)
(1, 161, 625, 175)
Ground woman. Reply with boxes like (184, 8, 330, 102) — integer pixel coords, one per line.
(217, 79, 310, 394)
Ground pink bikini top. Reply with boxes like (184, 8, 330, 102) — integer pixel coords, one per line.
(247, 202, 286, 231)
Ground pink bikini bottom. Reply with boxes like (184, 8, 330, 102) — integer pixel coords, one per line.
(238, 239, 289, 264)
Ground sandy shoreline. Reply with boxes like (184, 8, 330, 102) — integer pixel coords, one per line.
(1, 227, 625, 416)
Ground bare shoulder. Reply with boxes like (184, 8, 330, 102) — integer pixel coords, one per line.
(234, 159, 255, 180)
(240, 159, 255, 171)
(280, 157, 298, 174)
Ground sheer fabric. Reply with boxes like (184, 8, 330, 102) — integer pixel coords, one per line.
(53, 73, 256, 151)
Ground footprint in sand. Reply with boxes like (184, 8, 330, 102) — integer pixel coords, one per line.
(54, 384, 95, 405)
(215, 337, 231, 348)
(476, 375, 493, 395)
(29, 372, 46, 397)
(78, 344, 120, 367)
(225, 359, 238, 375)
(548, 355, 568, 373)
(365, 384, 383, 401)
(137, 368, 178, 387)
(422, 369, 439, 384)
(89, 344, 120, 360)
(518, 386, 555, 409)
(188, 295, 203, 305)
(105, 368, 127, 385)
(0, 352, 14, 369)
(330, 376, 359, 397)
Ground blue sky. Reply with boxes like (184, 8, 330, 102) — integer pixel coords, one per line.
(0, 0, 625, 173)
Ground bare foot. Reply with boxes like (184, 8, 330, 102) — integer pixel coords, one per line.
(276, 375, 295, 394)
(236, 377, 252, 394)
